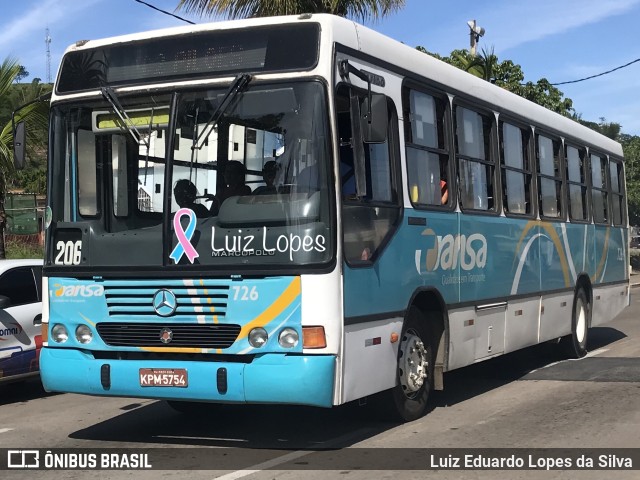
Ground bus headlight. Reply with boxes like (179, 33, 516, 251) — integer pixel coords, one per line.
(51, 324, 68, 343)
(248, 327, 268, 348)
(75, 325, 93, 344)
(278, 328, 299, 348)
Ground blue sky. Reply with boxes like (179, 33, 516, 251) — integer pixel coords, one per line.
(2, 0, 640, 134)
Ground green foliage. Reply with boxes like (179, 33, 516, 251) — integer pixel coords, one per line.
(175, 0, 405, 21)
(0, 57, 50, 258)
(5, 237, 43, 259)
(415, 46, 574, 117)
(621, 134, 640, 226)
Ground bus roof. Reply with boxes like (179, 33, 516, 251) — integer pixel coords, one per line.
(56, 13, 622, 158)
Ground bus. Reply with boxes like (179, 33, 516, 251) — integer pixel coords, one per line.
(20, 14, 629, 421)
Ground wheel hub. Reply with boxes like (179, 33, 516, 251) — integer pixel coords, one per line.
(399, 328, 428, 396)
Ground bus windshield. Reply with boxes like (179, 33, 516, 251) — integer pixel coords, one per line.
(47, 81, 333, 272)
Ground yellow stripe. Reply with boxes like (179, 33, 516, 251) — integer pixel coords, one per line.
(514, 220, 571, 287)
(78, 313, 96, 327)
(140, 347, 203, 353)
(237, 277, 301, 341)
(538, 223, 571, 287)
(592, 227, 610, 282)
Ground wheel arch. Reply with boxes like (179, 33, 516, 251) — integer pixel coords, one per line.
(575, 273, 593, 326)
(406, 287, 449, 390)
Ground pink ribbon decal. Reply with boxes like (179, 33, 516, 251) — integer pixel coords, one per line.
(170, 208, 199, 264)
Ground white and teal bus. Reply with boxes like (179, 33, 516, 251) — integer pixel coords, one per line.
(27, 14, 629, 421)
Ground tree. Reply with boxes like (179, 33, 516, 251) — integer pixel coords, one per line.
(175, 0, 405, 21)
(416, 46, 574, 117)
(0, 58, 48, 258)
(620, 134, 640, 226)
(15, 66, 29, 83)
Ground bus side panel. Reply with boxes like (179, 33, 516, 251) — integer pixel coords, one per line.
(539, 291, 574, 343)
(342, 318, 403, 403)
(446, 307, 479, 370)
(341, 210, 457, 399)
(591, 283, 628, 328)
(504, 297, 541, 354)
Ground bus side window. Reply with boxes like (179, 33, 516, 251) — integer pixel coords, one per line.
(500, 121, 532, 216)
(566, 145, 588, 222)
(536, 134, 563, 219)
(454, 106, 495, 211)
(404, 88, 450, 207)
(591, 153, 609, 225)
(609, 159, 625, 226)
(336, 85, 400, 265)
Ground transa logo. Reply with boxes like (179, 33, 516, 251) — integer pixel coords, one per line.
(415, 229, 487, 274)
(52, 284, 105, 298)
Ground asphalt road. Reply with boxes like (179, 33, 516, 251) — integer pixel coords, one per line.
(2, 291, 640, 480)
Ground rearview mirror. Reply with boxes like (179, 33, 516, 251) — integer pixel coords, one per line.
(13, 121, 26, 170)
(360, 94, 388, 144)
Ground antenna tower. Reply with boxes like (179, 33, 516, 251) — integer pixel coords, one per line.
(45, 28, 52, 84)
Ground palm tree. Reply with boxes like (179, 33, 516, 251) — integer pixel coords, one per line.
(0, 57, 48, 258)
(175, 0, 405, 21)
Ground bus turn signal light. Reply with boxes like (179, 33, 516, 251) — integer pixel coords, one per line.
(302, 326, 326, 349)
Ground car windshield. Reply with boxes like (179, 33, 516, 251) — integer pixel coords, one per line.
(47, 81, 333, 272)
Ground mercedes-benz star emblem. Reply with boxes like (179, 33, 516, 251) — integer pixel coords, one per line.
(152, 289, 178, 317)
(159, 327, 173, 344)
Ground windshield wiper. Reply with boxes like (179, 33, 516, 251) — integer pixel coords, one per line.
(101, 86, 149, 148)
(194, 74, 252, 150)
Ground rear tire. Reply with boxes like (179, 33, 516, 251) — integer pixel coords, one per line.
(373, 306, 434, 422)
(562, 287, 590, 358)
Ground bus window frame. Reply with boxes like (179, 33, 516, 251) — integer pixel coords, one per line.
(401, 81, 455, 212)
(452, 100, 500, 216)
(589, 149, 611, 226)
(564, 142, 590, 224)
(609, 156, 627, 227)
(498, 117, 536, 219)
(335, 80, 403, 268)
(535, 131, 566, 222)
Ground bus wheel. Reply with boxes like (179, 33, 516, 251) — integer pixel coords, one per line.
(375, 306, 433, 422)
(562, 287, 590, 358)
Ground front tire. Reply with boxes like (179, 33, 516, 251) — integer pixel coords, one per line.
(374, 306, 434, 422)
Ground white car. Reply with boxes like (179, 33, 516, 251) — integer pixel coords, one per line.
(0, 259, 43, 383)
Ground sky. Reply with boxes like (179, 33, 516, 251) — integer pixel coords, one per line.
(2, 0, 640, 134)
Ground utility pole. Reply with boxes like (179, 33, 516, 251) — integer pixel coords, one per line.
(467, 20, 485, 56)
(45, 28, 52, 84)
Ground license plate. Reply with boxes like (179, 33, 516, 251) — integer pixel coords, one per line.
(139, 368, 188, 387)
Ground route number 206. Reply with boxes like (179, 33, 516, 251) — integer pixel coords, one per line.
(55, 240, 83, 265)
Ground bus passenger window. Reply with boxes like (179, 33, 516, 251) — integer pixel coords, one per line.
(500, 122, 531, 215)
(591, 154, 609, 224)
(454, 106, 495, 211)
(610, 159, 625, 226)
(536, 134, 563, 218)
(404, 89, 450, 207)
(566, 145, 588, 222)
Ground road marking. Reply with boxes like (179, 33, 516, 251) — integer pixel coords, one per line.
(214, 450, 312, 480)
(212, 428, 372, 480)
(0, 428, 14, 434)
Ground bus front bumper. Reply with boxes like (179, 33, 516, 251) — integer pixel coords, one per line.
(40, 348, 335, 408)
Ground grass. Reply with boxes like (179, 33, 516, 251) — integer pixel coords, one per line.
(5, 237, 44, 259)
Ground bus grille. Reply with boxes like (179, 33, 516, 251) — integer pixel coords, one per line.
(96, 323, 241, 348)
(102, 280, 229, 320)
